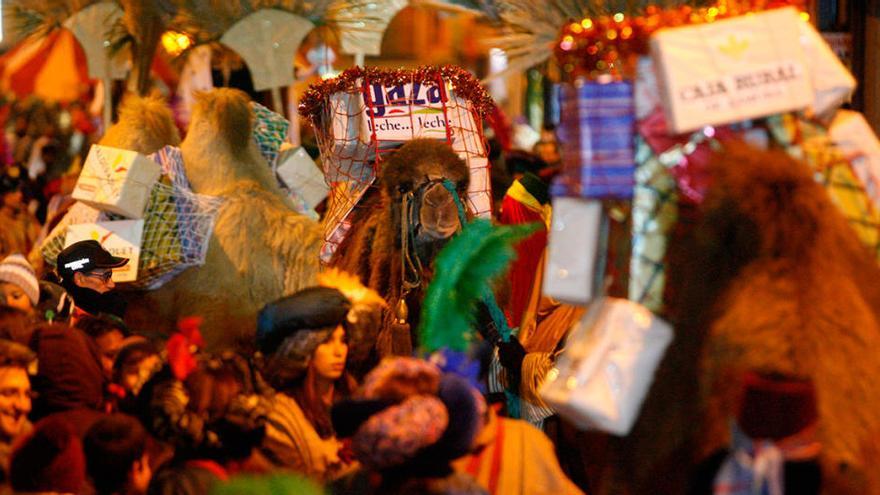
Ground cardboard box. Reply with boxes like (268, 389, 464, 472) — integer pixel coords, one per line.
(65, 219, 144, 282)
(73, 145, 162, 218)
(276, 147, 330, 211)
(651, 7, 813, 134)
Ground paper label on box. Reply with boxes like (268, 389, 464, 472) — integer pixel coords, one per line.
(65, 220, 144, 282)
(651, 7, 813, 133)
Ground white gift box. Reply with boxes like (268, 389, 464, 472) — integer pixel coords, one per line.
(651, 7, 813, 134)
(72, 145, 162, 218)
(830, 110, 880, 209)
(276, 147, 330, 211)
(799, 20, 856, 119)
(65, 219, 145, 282)
(540, 298, 673, 436)
(542, 197, 603, 304)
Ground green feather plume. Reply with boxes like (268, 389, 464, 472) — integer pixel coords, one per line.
(419, 219, 540, 353)
(211, 474, 325, 495)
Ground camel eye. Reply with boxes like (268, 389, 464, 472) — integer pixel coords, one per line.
(398, 183, 412, 194)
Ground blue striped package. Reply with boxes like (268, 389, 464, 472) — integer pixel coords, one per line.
(552, 81, 636, 199)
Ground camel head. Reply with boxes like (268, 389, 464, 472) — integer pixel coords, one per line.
(182, 88, 289, 203)
(381, 139, 469, 261)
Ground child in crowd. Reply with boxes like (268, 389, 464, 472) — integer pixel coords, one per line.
(84, 414, 153, 495)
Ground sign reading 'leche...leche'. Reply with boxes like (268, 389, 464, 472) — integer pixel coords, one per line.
(360, 81, 464, 141)
(651, 7, 813, 134)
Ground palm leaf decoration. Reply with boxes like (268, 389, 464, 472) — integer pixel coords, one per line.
(8, 0, 100, 40)
(419, 218, 539, 353)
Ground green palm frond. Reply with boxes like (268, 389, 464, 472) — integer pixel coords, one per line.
(8, 0, 99, 40)
(419, 219, 539, 353)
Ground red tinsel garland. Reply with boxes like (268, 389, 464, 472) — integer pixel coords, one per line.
(554, 0, 808, 80)
(298, 65, 495, 124)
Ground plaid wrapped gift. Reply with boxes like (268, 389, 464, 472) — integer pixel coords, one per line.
(553, 81, 636, 199)
(629, 137, 679, 312)
(251, 102, 290, 166)
(769, 114, 880, 261)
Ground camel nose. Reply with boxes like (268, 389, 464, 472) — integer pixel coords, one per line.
(420, 182, 461, 239)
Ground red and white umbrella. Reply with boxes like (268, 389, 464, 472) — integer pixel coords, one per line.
(0, 29, 91, 103)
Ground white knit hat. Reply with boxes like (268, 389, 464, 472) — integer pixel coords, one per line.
(0, 254, 39, 305)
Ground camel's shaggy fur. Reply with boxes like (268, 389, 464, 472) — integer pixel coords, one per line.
(119, 90, 322, 350)
(99, 93, 181, 154)
(577, 143, 880, 494)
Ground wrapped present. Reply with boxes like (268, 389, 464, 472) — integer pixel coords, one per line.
(629, 139, 679, 312)
(132, 183, 186, 288)
(829, 110, 880, 210)
(72, 145, 162, 218)
(799, 20, 856, 119)
(275, 146, 329, 211)
(769, 114, 880, 260)
(553, 81, 636, 200)
(542, 197, 603, 304)
(540, 297, 674, 436)
(638, 109, 737, 205)
(251, 102, 290, 166)
(65, 219, 144, 282)
(139, 147, 223, 289)
(651, 7, 813, 134)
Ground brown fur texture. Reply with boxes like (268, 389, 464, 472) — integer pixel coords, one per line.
(579, 143, 880, 494)
(99, 93, 181, 154)
(331, 140, 469, 367)
(122, 89, 322, 350)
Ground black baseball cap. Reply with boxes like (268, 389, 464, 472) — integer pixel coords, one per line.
(56, 240, 128, 280)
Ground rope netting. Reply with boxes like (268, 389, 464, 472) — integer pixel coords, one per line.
(41, 146, 223, 290)
(304, 66, 494, 262)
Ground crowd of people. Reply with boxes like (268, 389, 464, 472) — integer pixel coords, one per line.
(0, 89, 827, 495)
(0, 101, 591, 494)
(0, 233, 584, 495)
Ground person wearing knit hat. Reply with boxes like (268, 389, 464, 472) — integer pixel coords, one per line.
(0, 254, 39, 316)
(8, 416, 87, 494)
(256, 270, 384, 481)
(329, 357, 486, 495)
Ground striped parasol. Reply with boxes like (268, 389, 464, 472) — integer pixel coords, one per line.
(0, 29, 91, 102)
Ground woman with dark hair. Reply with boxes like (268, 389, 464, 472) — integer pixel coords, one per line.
(255, 272, 384, 481)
